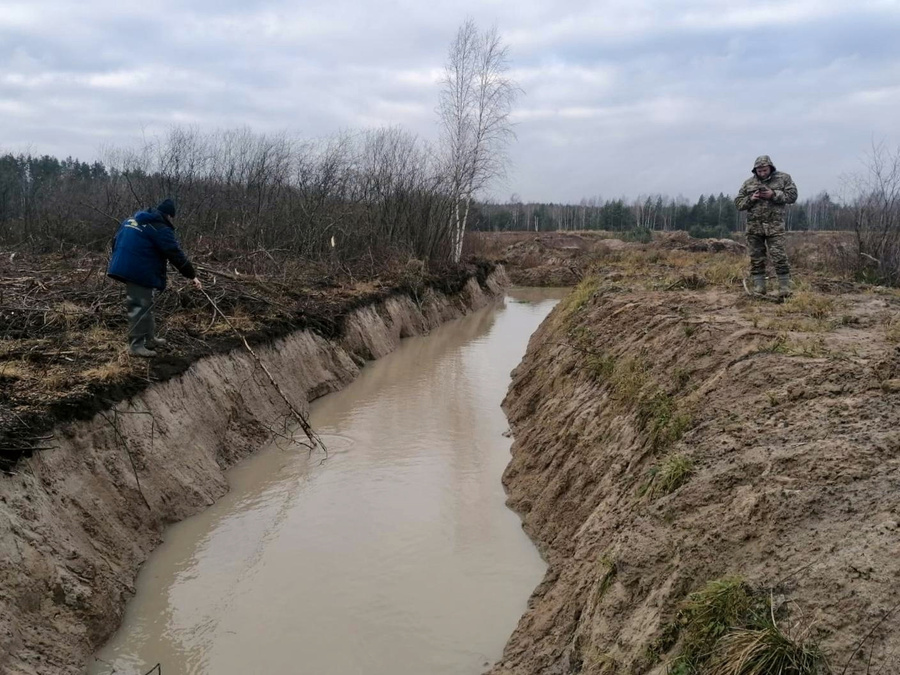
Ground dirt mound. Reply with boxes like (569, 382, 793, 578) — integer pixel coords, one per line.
(491, 280, 900, 674)
(654, 230, 746, 253)
(499, 233, 629, 286)
(490, 231, 746, 286)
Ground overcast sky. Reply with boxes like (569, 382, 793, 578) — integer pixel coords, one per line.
(2, 0, 899, 203)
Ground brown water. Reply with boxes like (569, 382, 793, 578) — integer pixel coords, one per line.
(89, 288, 568, 675)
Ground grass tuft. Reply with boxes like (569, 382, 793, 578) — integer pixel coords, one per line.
(557, 276, 601, 326)
(46, 301, 87, 330)
(762, 334, 829, 358)
(596, 555, 618, 602)
(610, 356, 650, 403)
(778, 291, 835, 320)
(81, 361, 130, 383)
(701, 257, 745, 287)
(639, 392, 693, 451)
(0, 360, 33, 381)
(667, 577, 760, 672)
(652, 578, 828, 675)
(707, 625, 827, 675)
(586, 352, 616, 382)
(642, 453, 694, 500)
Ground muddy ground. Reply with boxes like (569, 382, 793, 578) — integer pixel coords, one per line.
(471, 229, 847, 288)
(0, 249, 494, 470)
(477, 231, 900, 674)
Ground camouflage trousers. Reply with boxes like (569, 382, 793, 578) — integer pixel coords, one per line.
(746, 231, 790, 277)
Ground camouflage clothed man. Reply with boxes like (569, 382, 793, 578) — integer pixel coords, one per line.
(734, 155, 798, 296)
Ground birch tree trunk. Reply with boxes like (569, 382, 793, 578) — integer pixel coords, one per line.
(439, 19, 519, 262)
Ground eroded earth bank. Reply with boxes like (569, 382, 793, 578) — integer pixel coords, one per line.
(0, 270, 505, 675)
(489, 263, 900, 674)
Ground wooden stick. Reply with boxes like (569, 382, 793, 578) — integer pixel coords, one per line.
(200, 288, 326, 457)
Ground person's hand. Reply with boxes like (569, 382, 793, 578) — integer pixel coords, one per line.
(751, 190, 761, 201)
(757, 188, 774, 200)
(191, 277, 203, 290)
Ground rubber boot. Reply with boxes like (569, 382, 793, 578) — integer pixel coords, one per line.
(751, 274, 767, 295)
(776, 274, 793, 298)
(129, 345, 157, 358)
(146, 337, 168, 348)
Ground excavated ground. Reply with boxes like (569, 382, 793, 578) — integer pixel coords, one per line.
(486, 241, 900, 674)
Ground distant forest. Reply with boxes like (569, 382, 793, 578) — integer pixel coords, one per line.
(469, 192, 845, 239)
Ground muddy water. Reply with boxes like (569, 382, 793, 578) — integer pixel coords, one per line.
(89, 288, 568, 675)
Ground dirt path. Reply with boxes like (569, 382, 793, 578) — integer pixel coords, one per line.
(490, 269, 900, 674)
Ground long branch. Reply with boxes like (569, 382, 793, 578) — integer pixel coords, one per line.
(200, 288, 326, 457)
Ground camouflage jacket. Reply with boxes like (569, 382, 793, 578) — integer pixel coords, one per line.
(734, 155, 798, 235)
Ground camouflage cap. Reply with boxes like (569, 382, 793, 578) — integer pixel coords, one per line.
(753, 155, 775, 173)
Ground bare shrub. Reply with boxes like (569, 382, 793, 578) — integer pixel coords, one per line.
(0, 125, 458, 265)
(833, 142, 900, 284)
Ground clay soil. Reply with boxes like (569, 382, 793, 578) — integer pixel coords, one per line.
(0, 249, 493, 470)
(476, 231, 900, 674)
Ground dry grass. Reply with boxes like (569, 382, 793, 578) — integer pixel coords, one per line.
(707, 625, 827, 675)
(763, 334, 830, 359)
(46, 301, 89, 330)
(777, 291, 837, 321)
(0, 360, 33, 381)
(81, 359, 130, 383)
(41, 367, 75, 391)
(585, 352, 616, 382)
(596, 555, 618, 602)
(739, 288, 853, 333)
(83, 325, 120, 345)
(701, 256, 745, 287)
(205, 307, 259, 334)
(640, 392, 693, 451)
(883, 315, 900, 344)
(653, 578, 828, 675)
(610, 355, 651, 402)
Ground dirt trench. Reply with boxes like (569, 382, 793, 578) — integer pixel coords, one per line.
(490, 281, 900, 675)
(0, 271, 506, 675)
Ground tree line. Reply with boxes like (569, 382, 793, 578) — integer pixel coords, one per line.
(0, 127, 463, 262)
(0, 147, 846, 259)
(470, 191, 844, 239)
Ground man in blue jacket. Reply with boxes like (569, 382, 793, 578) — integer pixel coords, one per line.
(107, 199, 202, 357)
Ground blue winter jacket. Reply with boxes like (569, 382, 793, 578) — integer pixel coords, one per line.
(107, 208, 196, 290)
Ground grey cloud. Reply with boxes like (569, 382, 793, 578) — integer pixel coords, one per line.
(1, 0, 898, 203)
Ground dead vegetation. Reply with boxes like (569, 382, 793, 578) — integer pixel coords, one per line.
(0, 248, 496, 470)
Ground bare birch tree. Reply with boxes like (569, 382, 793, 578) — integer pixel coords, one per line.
(439, 19, 519, 262)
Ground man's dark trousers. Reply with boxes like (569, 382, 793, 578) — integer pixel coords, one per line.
(126, 283, 155, 350)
